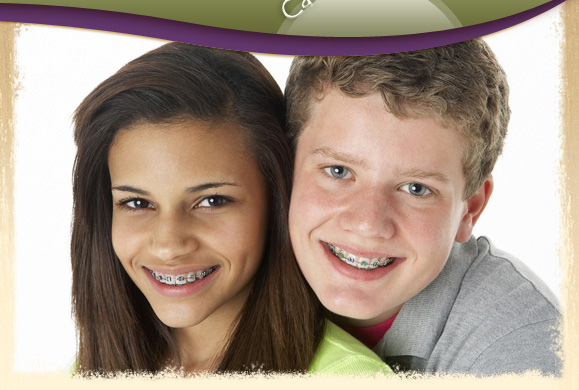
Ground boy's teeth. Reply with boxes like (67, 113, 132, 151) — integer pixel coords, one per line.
(150, 266, 218, 286)
(328, 243, 395, 271)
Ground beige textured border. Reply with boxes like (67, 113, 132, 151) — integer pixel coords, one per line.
(0, 21, 16, 390)
(561, 0, 578, 388)
(0, 1, 578, 387)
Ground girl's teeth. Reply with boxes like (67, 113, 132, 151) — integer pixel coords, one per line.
(164, 274, 176, 286)
(176, 274, 187, 285)
(150, 266, 217, 286)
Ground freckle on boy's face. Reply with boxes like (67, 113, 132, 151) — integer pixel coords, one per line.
(289, 89, 472, 326)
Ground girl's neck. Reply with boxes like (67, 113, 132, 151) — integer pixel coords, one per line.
(171, 282, 252, 374)
(173, 321, 231, 372)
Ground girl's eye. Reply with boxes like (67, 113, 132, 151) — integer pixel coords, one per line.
(400, 183, 432, 197)
(324, 165, 352, 180)
(194, 195, 230, 209)
(121, 198, 153, 209)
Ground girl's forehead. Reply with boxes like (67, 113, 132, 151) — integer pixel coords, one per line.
(108, 121, 265, 192)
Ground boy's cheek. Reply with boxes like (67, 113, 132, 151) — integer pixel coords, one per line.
(292, 174, 338, 218)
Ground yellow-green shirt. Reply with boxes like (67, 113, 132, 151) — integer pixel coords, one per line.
(71, 322, 393, 375)
(309, 321, 393, 375)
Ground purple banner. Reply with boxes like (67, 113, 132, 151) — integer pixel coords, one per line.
(0, 1, 565, 55)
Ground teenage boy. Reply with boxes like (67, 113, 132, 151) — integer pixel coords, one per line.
(285, 40, 561, 376)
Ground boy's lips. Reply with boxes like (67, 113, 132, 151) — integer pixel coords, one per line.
(319, 240, 405, 281)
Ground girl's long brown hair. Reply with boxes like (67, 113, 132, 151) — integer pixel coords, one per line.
(71, 43, 325, 374)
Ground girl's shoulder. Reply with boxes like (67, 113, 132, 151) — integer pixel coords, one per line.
(309, 321, 394, 376)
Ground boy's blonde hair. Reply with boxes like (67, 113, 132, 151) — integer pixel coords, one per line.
(285, 39, 510, 199)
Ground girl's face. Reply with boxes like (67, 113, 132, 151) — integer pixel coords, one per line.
(108, 120, 269, 332)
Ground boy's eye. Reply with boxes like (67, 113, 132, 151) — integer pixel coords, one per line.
(123, 198, 153, 209)
(324, 165, 352, 179)
(400, 183, 432, 197)
(195, 195, 229, 208)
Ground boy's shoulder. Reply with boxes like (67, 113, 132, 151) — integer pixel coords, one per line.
(375, 236, 561, 376)
(460, 236, 559, 308)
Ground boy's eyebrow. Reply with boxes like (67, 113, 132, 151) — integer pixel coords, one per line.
(395, 168, 450, 184)
(308, 148, 451, 183)
(111, 182, 238, 195)
(309, 147, 369, 168)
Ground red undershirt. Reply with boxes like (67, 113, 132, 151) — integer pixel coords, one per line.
(340, 316, 397, 349)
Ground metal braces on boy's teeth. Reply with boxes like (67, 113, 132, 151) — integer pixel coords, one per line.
(150, 266, 218, 286)
(328, 243, 395, 270)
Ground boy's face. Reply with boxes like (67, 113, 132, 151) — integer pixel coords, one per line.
(289, 89, 485, 326)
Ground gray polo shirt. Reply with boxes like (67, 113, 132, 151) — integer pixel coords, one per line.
(373, 236, 561, 376)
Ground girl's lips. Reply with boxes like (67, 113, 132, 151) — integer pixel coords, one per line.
(320, 241, 404, 282)
(145, 265, 220, 298)
(146, 265, 217, 275)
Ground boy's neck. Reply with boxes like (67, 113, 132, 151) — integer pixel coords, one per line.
(330, 304, 402, 328)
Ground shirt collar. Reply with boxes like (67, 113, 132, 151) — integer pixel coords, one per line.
(373, 236, 479, 361)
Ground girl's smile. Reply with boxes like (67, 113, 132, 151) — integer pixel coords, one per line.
(108, 120, 269, 333)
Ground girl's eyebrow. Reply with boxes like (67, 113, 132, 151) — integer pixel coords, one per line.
(186, 182, 238, 193)
(111, 182, 238, 195)
(310, 147, 369, 169)
(111, 185, 149, 195)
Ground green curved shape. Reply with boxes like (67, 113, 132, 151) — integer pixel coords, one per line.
(2, 0, 287, 32)
(277, 0, 463, 37)
(431, 0, 462, 26)
(1, 0, 552, 36)
(438, 0, 549, 26)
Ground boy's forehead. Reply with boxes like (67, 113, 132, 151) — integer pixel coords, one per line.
(296, 89, 467, 179)
(301, 88, 460, 138)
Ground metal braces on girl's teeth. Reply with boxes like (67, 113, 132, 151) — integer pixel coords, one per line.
(150, 266, 218, 286)
(328, 243, 395, 270)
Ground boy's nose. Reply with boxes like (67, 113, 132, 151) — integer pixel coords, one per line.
(149, 213, 199, 263)
(338, 189, 395, 239)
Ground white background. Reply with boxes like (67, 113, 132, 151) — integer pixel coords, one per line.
(13, 5, 563, 372)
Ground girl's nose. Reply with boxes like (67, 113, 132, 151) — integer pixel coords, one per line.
(148, 213, 199, 262)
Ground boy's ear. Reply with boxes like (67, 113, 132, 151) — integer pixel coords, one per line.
(455, 175, 494, 243)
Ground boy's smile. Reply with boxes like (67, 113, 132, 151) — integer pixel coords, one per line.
(289, 89, 489, 327)
(327, 242, 396, 270)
